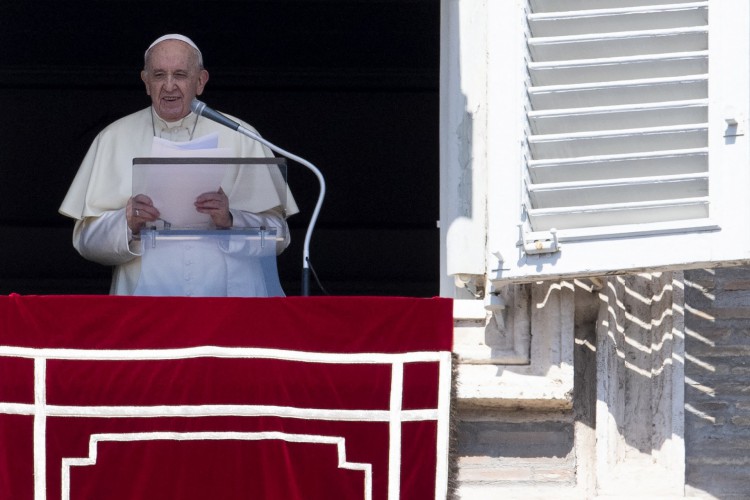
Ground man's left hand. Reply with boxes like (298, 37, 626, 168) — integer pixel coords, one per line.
(195, 187, 232, 228)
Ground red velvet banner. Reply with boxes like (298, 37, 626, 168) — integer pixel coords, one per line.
(0, 295, 453, 500)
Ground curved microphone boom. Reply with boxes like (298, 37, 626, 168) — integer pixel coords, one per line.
(191, 99, 325, 296)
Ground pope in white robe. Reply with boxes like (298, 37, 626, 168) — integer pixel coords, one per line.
(59, 34, 298, 297)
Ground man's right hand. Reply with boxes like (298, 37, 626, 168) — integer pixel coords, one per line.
(126, 194, 160, 235)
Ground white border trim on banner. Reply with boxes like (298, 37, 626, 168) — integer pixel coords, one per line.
(61, 432, 373, 500)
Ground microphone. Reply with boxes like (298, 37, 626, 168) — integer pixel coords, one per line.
(190, 99, 241, 131)
(191, 99, 326, 297)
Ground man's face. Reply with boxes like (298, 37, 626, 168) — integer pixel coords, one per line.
(141, 40, 209, 122)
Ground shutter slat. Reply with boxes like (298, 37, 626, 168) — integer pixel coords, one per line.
(528, 125, 707, 159)
(528, 173, 708, 207)
(530, 1, 703, 14)
(529, 27, 707, 61)
(528, 100, 707, 134)
(528, 52, 708, 86)
(529, 4, 707, 37)
(528, 198, 710, 230)
(528, 76, 707, 109)
(527, 149, 708, 183)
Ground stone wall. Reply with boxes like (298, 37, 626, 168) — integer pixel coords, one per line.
(454, 267, 750, 498)
(684, 267, 750, 498)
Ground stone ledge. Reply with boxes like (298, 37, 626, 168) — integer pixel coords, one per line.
(456, 395, 573, 411)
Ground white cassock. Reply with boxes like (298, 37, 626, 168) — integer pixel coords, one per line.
(59, 107, 299, 297)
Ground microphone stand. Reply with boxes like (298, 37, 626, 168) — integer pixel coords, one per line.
(191, 100, 325, 296)
(236, 126, 325, 296)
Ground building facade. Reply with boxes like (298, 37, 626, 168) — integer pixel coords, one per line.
(441, 1, 750, 497)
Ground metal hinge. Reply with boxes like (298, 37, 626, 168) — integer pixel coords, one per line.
(519, 225, 561, 256)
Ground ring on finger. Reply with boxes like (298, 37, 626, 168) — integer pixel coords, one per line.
(136, 209, 140, 217)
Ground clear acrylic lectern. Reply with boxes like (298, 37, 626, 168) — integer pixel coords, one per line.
(132, 157, 289, 297)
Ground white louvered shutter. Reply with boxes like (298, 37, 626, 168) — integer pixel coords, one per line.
(485, 0, 750, 284)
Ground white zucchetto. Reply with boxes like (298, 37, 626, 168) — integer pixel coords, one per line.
(144, 34, 202, 64)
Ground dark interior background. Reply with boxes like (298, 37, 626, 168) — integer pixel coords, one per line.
(0, 0, 440, 297)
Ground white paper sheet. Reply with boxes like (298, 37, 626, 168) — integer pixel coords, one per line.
(132, 134, 233, 228)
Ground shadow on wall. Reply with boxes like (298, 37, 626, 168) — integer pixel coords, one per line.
(596, 273, 683, 455)
(592, 268, 750, 497)
(683, 267, 750, 498)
